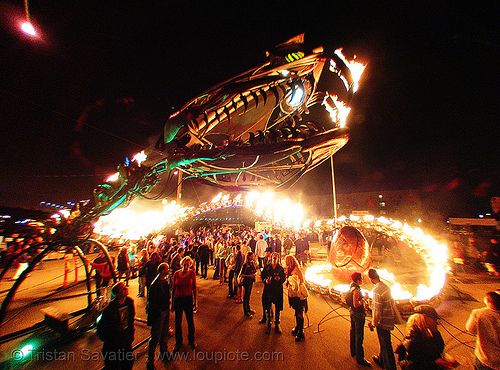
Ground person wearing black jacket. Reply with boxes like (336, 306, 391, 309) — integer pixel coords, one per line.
(197, 242, 210, 279)
(146, 263, 171, 369)
(97, 281, 135, 370)
(261, 253, 286, 333)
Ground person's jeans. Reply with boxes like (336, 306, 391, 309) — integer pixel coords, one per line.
(200, 260, 208, 278)
(174, 296, 195, 345)
(228, 269, 235, 296)
(138, 276, 145, 296)
(243, 281, 253, 314)
(350, 312, 365, 363)
(376, 327, 396, 370)
(266, 305, 280, 325)
(147, 310, 169, 363)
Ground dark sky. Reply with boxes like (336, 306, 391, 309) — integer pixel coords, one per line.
(0, 1, 498, 219)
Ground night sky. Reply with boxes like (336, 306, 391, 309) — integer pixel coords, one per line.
(0, 1, 498, 220)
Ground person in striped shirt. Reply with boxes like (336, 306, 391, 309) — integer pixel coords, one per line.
(368, 269, 397, 370)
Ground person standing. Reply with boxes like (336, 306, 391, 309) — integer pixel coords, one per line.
(117, 246, 131, 286)
(484, 237, 500, 277)
(89, 249, 113, 300)
(258, 247, 273, 323)
(170, 248, 184, 276)
(136, 249, 148, 297)
(216, 239, 229, 285)
(255, 235, 268, 269)
(261, 252, 286, 334)
(233, 244, 244, 303)
(96, 281, 135, 370)
(466, 291, 500, 370)
(285, 255, 308, 342)
(283, 234, 293, 256)
(146, 263, 171, 370)
(248, 234, 257, 255)
(225, 246, 237, 298)
(197, 240, 210, 279)
(368, 269, 397, 370)
(346, 272, 371, 366)
(172, 256, 197, 351)
(144, 252, 162, 296)
(240, 251, 257, 317)
(274, 234, 282, 255)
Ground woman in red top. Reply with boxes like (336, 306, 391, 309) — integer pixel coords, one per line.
(172, 256, 197, 351)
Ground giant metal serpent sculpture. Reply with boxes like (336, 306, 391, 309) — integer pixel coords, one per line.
(0, 35, 364, 337)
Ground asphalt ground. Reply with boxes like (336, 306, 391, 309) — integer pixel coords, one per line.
(2, 255, 499, 370)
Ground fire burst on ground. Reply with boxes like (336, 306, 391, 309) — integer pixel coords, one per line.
(305, 215, 449, 316)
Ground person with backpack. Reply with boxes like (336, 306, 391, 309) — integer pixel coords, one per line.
(346, 272, 371, 367)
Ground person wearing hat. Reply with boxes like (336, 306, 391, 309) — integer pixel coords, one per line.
(397, 305, 445, 369)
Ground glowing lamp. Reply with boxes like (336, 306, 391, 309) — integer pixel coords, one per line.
(19, 344, 34, 358)
(21, 22, 36, 36)
(132, 150, 147, 165)
(106, 172, 119, 182)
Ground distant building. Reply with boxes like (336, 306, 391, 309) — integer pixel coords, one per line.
(303, 189, 423, 220)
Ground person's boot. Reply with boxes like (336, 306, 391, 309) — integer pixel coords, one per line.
(295, 317, 304, 342)
(261, 308, 270, 324)
(274, 311, 281, 333)
(292, 315, 299, 335)
(295, 330, 305, 341)
(265, 323, 272, 334)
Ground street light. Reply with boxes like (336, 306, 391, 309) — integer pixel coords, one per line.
(20, 0, 36, 36)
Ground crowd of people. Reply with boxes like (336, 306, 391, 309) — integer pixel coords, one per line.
(3, 221, 497, 370)
(86, 221, 500, 370)
(93, 226, 311, 369)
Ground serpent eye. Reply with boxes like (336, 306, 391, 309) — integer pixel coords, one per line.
(280, 80, 311, 114)
(287, 85, 304, 106)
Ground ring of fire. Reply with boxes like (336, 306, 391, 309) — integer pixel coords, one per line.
(305, 214, 449, 314)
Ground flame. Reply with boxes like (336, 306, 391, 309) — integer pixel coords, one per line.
(132, 151, 147, 165)
(305, 215, 449, 303)
(106, 172, 120, 182)
(93, 191, 305, 240)
(93, 200, 193, 240)
(322, 94, 352, 128)
(334, 49, 366, 93)
(211, 192, 222, 204)
(322, 50, 365, 128)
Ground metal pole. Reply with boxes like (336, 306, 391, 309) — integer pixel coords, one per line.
(176, 170, 182, 203)
(331, 156, 337, 226)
